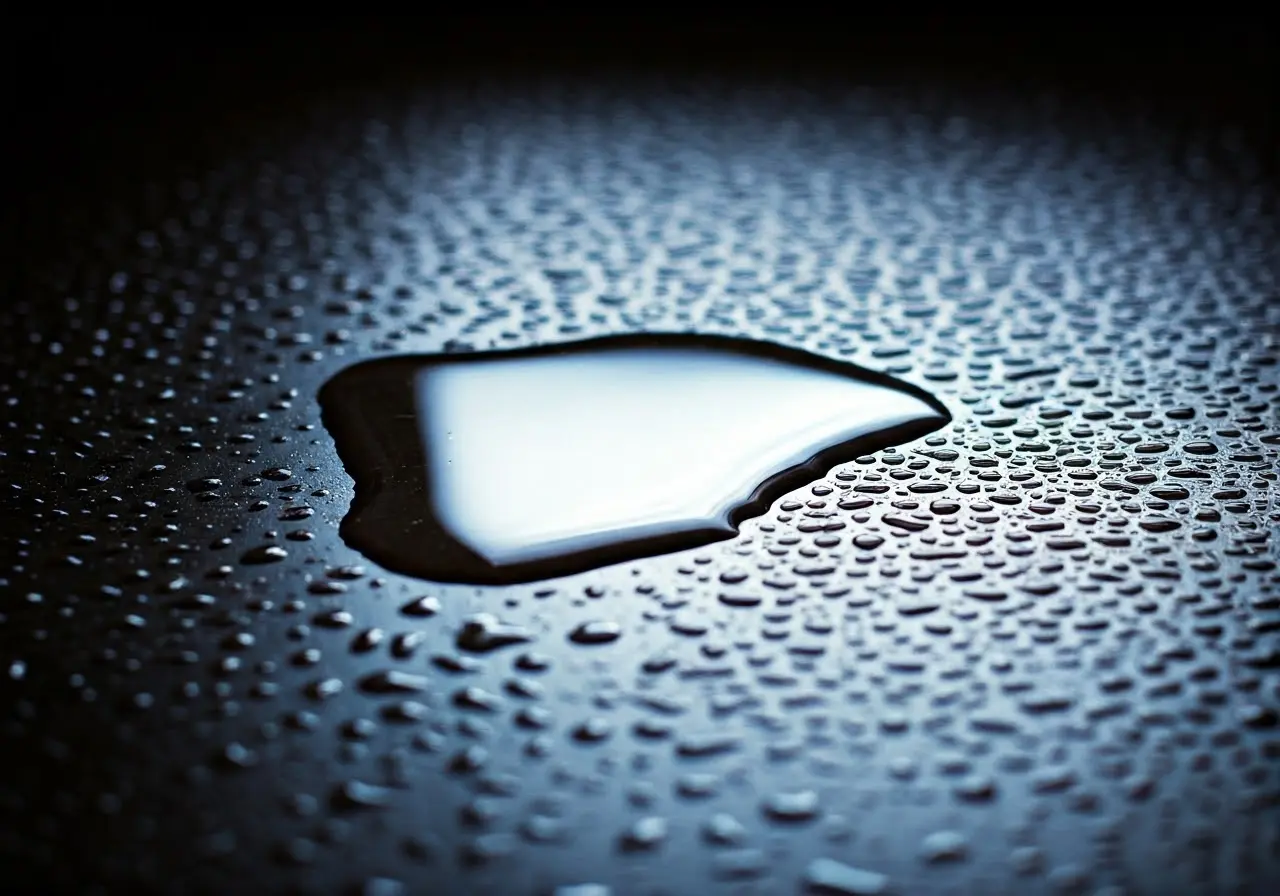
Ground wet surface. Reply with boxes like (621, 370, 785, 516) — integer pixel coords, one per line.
(320, 334, 947, 584)
(2, 20, 1279, 896)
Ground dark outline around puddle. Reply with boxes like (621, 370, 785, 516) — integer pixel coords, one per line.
(318, 333, 952, 585)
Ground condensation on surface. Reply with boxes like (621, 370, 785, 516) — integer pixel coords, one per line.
(1, 76, 1278, 895)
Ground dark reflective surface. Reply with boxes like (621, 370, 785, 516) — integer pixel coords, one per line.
(321, 335, 947, 584)
(3, 18, 1278, 896)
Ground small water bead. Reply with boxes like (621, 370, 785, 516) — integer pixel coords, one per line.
(455, 614, 533, 653)
(619, 816, 668, 851)
(921, 830, 969, 863)
(567, 621, 622, 645)
(240, 545, 287, 564)
(803, 858, 892, 895)
(762, 789, 821, 822)
(400, 596, 440, 617)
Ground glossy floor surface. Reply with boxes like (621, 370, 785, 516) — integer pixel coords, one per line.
(2, 21, 1278, 896)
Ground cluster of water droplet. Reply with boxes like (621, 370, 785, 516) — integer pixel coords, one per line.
(1, 79, 1277, 893)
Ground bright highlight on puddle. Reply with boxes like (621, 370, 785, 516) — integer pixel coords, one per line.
(320, 334, 948, 584)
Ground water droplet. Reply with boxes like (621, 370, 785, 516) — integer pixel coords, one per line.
(400, 595, 441, 617)
(320, 334, 946, 583)
(703, 813, 748, 845)
(332, 780, 392, 811)
(455, 614, 533, 653)
(571, 718, 613, 742)
(803, 858, 891, 895)
(567, 621, 621, 645)
(762, 789, 820, 822)
(359, 671, 428, 694)
(619, 815, 667, 851)
(240, 545, 287, 565)
(921, 829, 969, 863)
